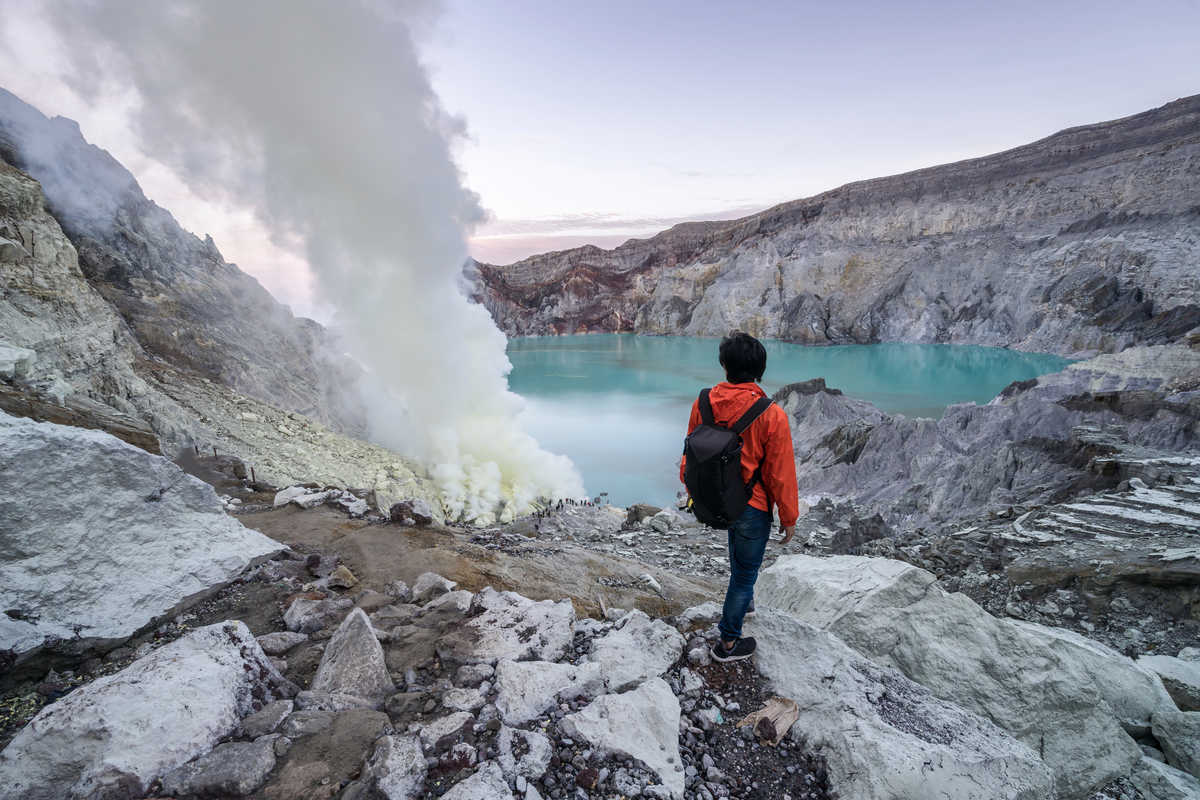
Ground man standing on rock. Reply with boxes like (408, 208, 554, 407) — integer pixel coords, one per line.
(680, 331, 799, 662)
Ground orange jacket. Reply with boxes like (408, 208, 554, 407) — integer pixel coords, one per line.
(680, 381, 800, 527)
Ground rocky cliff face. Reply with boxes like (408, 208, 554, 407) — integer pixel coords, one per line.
(0, 88, 364, 435)
(474, 95, 1200, 355)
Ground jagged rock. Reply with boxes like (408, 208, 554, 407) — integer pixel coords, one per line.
(240, 700, 294, 738)
(444, 587, 574, 666)
(159, 738, 277, 797)
(757, 555, 1141, 797)
(1139, 655, 1200, 711)
(441, 761, 512, 800)
(412, 572, 457, 603)
(493, 659, 603, 725)
(0, 413, 281, 665)
(474, 96, 1200, 357)
(497, 726, 553, 781)
(358, 735, 426, 800)
(273, 486, 309, 507)
(1130, 757, 1200, 800)
(426, 590, 474, 614)
(585, 609, 685, 691)
(418, 712, 473, 751)
(1010, 620, 1175, 734)
(0, 621, 294, 799)
(390, 499, 435, 526)
(257, 631, 309, 655)
(560, 677, 684, 799)
(284, 595, 353, 634)
(329, 564, 359, 589)
(749, 609, 1054, 800)
(311, 608, 395, 708)
(1151, 711, 1200, 779)
(675, 602, 722, 631)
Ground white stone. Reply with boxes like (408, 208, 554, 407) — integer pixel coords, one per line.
(442, 687, 485, 713)
(757, 554, 1141, 797)
(1152, 711, 1200, 780)
(1130, 757, 1200, 800)
(0, 413, 282, 662)
(560, 678, 684, 799)
(311, 608, 395, 707)
(493, 659, 603, 725)
(284, 595, 353, 633)
(273, 486, 309, 507)
(497, 726, 553, 780)
(748, 609, 1054, 800)
(441, 761, 513, 800)
(412, 572, 457, 603)
(0, 621, 293, 799)
(585, 609, 684, 691)
(1011, 620, 1175, 733)
(675, 602, 722, 630)
(456, 587, 575, 665)
(418, 712, 474, 751)
(1139, 655, 1200, 712)
(0, 343, 35, 380)
(361, 735, 426, 800)
(426, 590, 474, 614)
(256, 631, 309, 655)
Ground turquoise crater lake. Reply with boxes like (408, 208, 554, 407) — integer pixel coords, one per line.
(506, 335, 1072, 508)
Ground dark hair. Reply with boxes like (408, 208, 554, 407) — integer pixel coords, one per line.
(719, 330, 767, 383)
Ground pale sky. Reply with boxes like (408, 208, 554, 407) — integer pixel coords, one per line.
(2, 0, 1199, 319)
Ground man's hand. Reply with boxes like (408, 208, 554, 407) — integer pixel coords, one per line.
(779, 525, 795, 545)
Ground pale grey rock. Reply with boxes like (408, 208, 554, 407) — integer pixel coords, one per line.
(0, 343, 35, 380)
(1178, 647, 1200, 662)
(493, 659, 603, 725)
(159, 738, 276, 797)
(273, 486, 310, 507)
(1152, 711, 1200, 779)
(560, 678, 684, 799)
(497, 726, 553, 780)
(369, 603, 420, 631)
(426, 590, 474, 614)
(757, 555, 1141, 797)
(1139, 655, 1200, 711)
(385, 580, 413, 603)
(441, 761, 512, 800)
(256, 631, 309, 655)
(442, 687, 486, 713)
(1130, 757, 1200, 800)
(455, 663, 494, 688)
(412, 572, 457, 603)
(0, 621, 293, 800)
(0, 412, 281, 664)
(240, 699, 294, 738)
(675, 602, 722, 631)
(749, 608, 1054, 800)
(585, 610, 685, 691)
(279, 710, 335, 738)
(476, 96, 1200, 356)
(360, 735, 426, 800)
(418, 712, 474, 751)
(284, 595, 353, 634)
(1010, 620, 1175, 734)
(450, 587, 575, 665)
(311, 608, 395, 708)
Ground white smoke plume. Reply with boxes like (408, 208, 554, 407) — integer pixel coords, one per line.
(32, 0, 583, 523)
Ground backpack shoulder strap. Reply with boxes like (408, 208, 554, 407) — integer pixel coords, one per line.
(731, 396, 772, 435)
(698, 388, 715, 426)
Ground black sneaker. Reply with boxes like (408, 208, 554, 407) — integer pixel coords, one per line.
(711, 637, 757, 662)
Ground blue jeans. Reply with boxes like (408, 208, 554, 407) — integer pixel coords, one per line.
(718, 505, 772, 641)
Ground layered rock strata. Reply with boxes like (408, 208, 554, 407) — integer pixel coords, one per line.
(474, 94, 1200, 355)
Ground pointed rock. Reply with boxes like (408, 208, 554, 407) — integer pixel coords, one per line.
(311, 608, 395, 708)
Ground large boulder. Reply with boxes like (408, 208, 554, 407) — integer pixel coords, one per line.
(748, 609, 1054, 800)
(440, 587, 574, 665)
(560, 678, 684, 799)
(493, 659, 603, 725)
(1139, 654, 1200, 712)
(1151, 711, 1200, 779)
(0, 413, 282, 665)
(1129, 757, 1200, 800)
(0, 621, 294, 800)
(757, 555, 1141, 797)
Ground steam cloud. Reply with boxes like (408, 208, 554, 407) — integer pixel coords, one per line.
(36, 0, 583, 522)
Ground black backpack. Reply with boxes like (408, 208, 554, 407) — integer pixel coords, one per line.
(683, 388, 773, 529)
